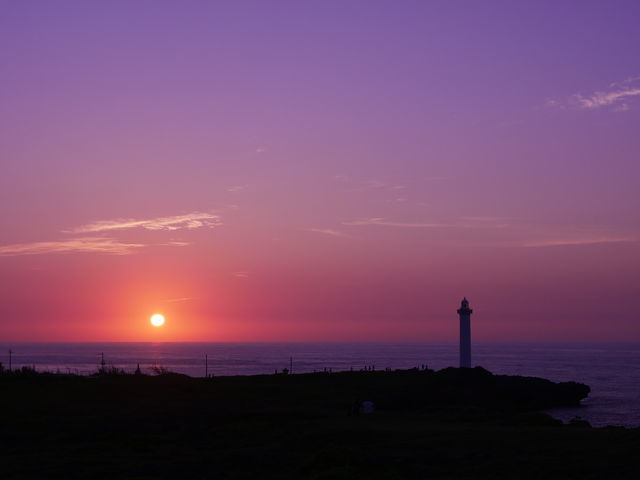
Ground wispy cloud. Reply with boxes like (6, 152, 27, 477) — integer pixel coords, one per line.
(543, 98, 562, 108)
(341, 214, 635, 249)
(343, 217, 509, 229)
(573, 88, 640, 109)
(460, 216, 511, 227)
(349, 180, 407, 192)
(158, 241, 190, 247)
(70, 212, 221, 234)
(610, 76, 640, 87)
(305, 228, 350, 237)
(233, 271, 249, 278)
(343, 218, 449, 228)
(227, 185, 248, 192)
(165, 297, 194, 303)
(522, 237, 635, 248)
(1, 211, 217, 257)
(335, 176, 408, 193)
(548, 77, 640, 111)
(0, 238, 145, 256)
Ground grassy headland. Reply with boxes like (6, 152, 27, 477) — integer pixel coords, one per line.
(0, 366, 637, 479)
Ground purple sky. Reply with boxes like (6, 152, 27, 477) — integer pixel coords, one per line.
(1, 1, 639, 341)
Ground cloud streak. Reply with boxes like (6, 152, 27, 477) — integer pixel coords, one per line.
(573, 88, 640, 109)
(343, 217, 509, 229)
(70, 212, 221, 233)
(165, 297, 194, 303)
(1, 211, 219, 257)
(343, 218, 449, 228)
(305, 228, 350, 237)
(548, 77, 640, 111)
(0, 238, 145, 256)
(334, 176, 409, 193)
(522, 237, 635, 248)
(226, 185, 248, 192)
(339, 215, 634, 249)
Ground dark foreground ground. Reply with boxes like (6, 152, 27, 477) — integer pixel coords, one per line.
(0, 367, 638, 479)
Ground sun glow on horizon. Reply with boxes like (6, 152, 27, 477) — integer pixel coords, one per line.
(150, 313, 165, 327)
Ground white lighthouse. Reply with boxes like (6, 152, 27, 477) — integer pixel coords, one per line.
(457, 297, 473, 368)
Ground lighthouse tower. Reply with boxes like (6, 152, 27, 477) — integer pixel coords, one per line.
(457, 297, 473, 368)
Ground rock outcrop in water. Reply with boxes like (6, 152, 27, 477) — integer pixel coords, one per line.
(346, 366, 590, 413)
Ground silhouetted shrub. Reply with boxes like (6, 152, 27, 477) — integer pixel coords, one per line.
(568, 416, 592, 428)
(93, 364, 127, 376)
(150, 365, 173, 376)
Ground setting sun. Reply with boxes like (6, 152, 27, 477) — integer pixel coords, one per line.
(150, 313, 165, 327)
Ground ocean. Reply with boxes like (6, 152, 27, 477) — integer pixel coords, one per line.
(1, 342, 638, 428)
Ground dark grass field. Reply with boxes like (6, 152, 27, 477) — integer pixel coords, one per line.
(0, 368, 638, 479)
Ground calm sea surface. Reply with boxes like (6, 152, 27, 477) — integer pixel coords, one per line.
(1, 342, 638, 428)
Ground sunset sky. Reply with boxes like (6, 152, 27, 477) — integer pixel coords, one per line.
(1, 1, 639, 342)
